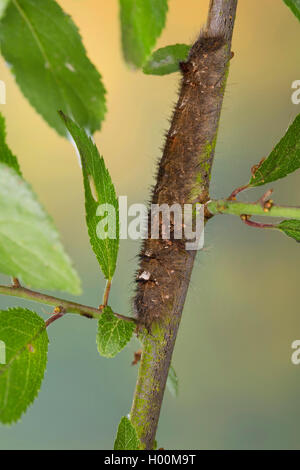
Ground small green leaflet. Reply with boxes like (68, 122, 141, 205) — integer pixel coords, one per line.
(0, 115, 81, 293)
(0, 0, 106, 136)
(283, 0, 300, 21)
(0, 308, 48, 424)
(143, 44, 190, 75)
(97, 307, 135, 358)
(166, 365, 178, 397)
(114, 416, 141, 450)
(119, 0, 168, 68)
(60, 112, 119, 281)
(249, 114, 300, 186)
(278, 219, 300, 242)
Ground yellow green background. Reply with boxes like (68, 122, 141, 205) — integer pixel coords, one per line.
(0, 0, 300, 449)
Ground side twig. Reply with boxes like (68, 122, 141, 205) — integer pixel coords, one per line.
(0, 285, 136, 324)
(206, 199, 300, 219)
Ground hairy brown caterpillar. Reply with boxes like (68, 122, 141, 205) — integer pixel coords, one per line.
(134, 33, 232, 330)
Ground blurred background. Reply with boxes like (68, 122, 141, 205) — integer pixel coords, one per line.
(0, 0, 299, 450)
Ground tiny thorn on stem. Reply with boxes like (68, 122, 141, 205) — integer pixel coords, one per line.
(12, 278, 21, 288)
(240, 214, 275, 229)
(228, 184, 249, 200)
(45, 307, 66, 328)
(132, 349, 143, 366)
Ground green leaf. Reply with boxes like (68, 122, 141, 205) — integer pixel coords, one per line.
(283, 0, 300, 21)
(0, 0, 10, 19)
(97, 307, 135, 358)
(278, 219, 300, 242)
(249, 114, 300, 186)
(120, 0, 168, 68)
(0, 114, 81, 294)
(143, 44, 190, 75)
(0, 308, 48, 424)
(0, 0, 106, 136)
(114, 416, 141, 450)
(60, 112, 119, 280)
(166, 365, 178, 397)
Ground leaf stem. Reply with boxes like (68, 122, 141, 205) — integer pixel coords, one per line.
(240, 216, 275, 230)
(102, 279, 112, 308)
(228, 184, 249, 200)
(0, 285, 136, 324)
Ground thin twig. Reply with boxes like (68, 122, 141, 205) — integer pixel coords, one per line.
(0, 285, 137, 324)
(206, 199, 300, 219)
(240, 215, 275, 229)
(228, 184, 249, 200)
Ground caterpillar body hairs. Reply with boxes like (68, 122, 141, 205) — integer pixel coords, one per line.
(134, 32, 233, 330)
